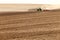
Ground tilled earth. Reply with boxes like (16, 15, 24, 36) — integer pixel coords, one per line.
(0, 11, 60, 40)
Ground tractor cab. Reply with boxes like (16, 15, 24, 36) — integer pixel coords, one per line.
(37, 8, 42, 11)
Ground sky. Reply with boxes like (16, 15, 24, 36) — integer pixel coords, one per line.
(0, 0, 60, 4)
(0, 0, 59, 12)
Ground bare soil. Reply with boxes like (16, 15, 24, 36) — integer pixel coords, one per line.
(0, 10, 60, 40)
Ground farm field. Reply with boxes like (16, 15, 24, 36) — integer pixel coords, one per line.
(0, 10, 60, 40)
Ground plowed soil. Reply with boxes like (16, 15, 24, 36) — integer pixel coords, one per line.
(0, 10, 60, 40)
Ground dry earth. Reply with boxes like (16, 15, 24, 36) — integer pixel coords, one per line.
(0, 10, 60, 40)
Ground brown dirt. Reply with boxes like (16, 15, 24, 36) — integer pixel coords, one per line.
(0, 10, 60, 40)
